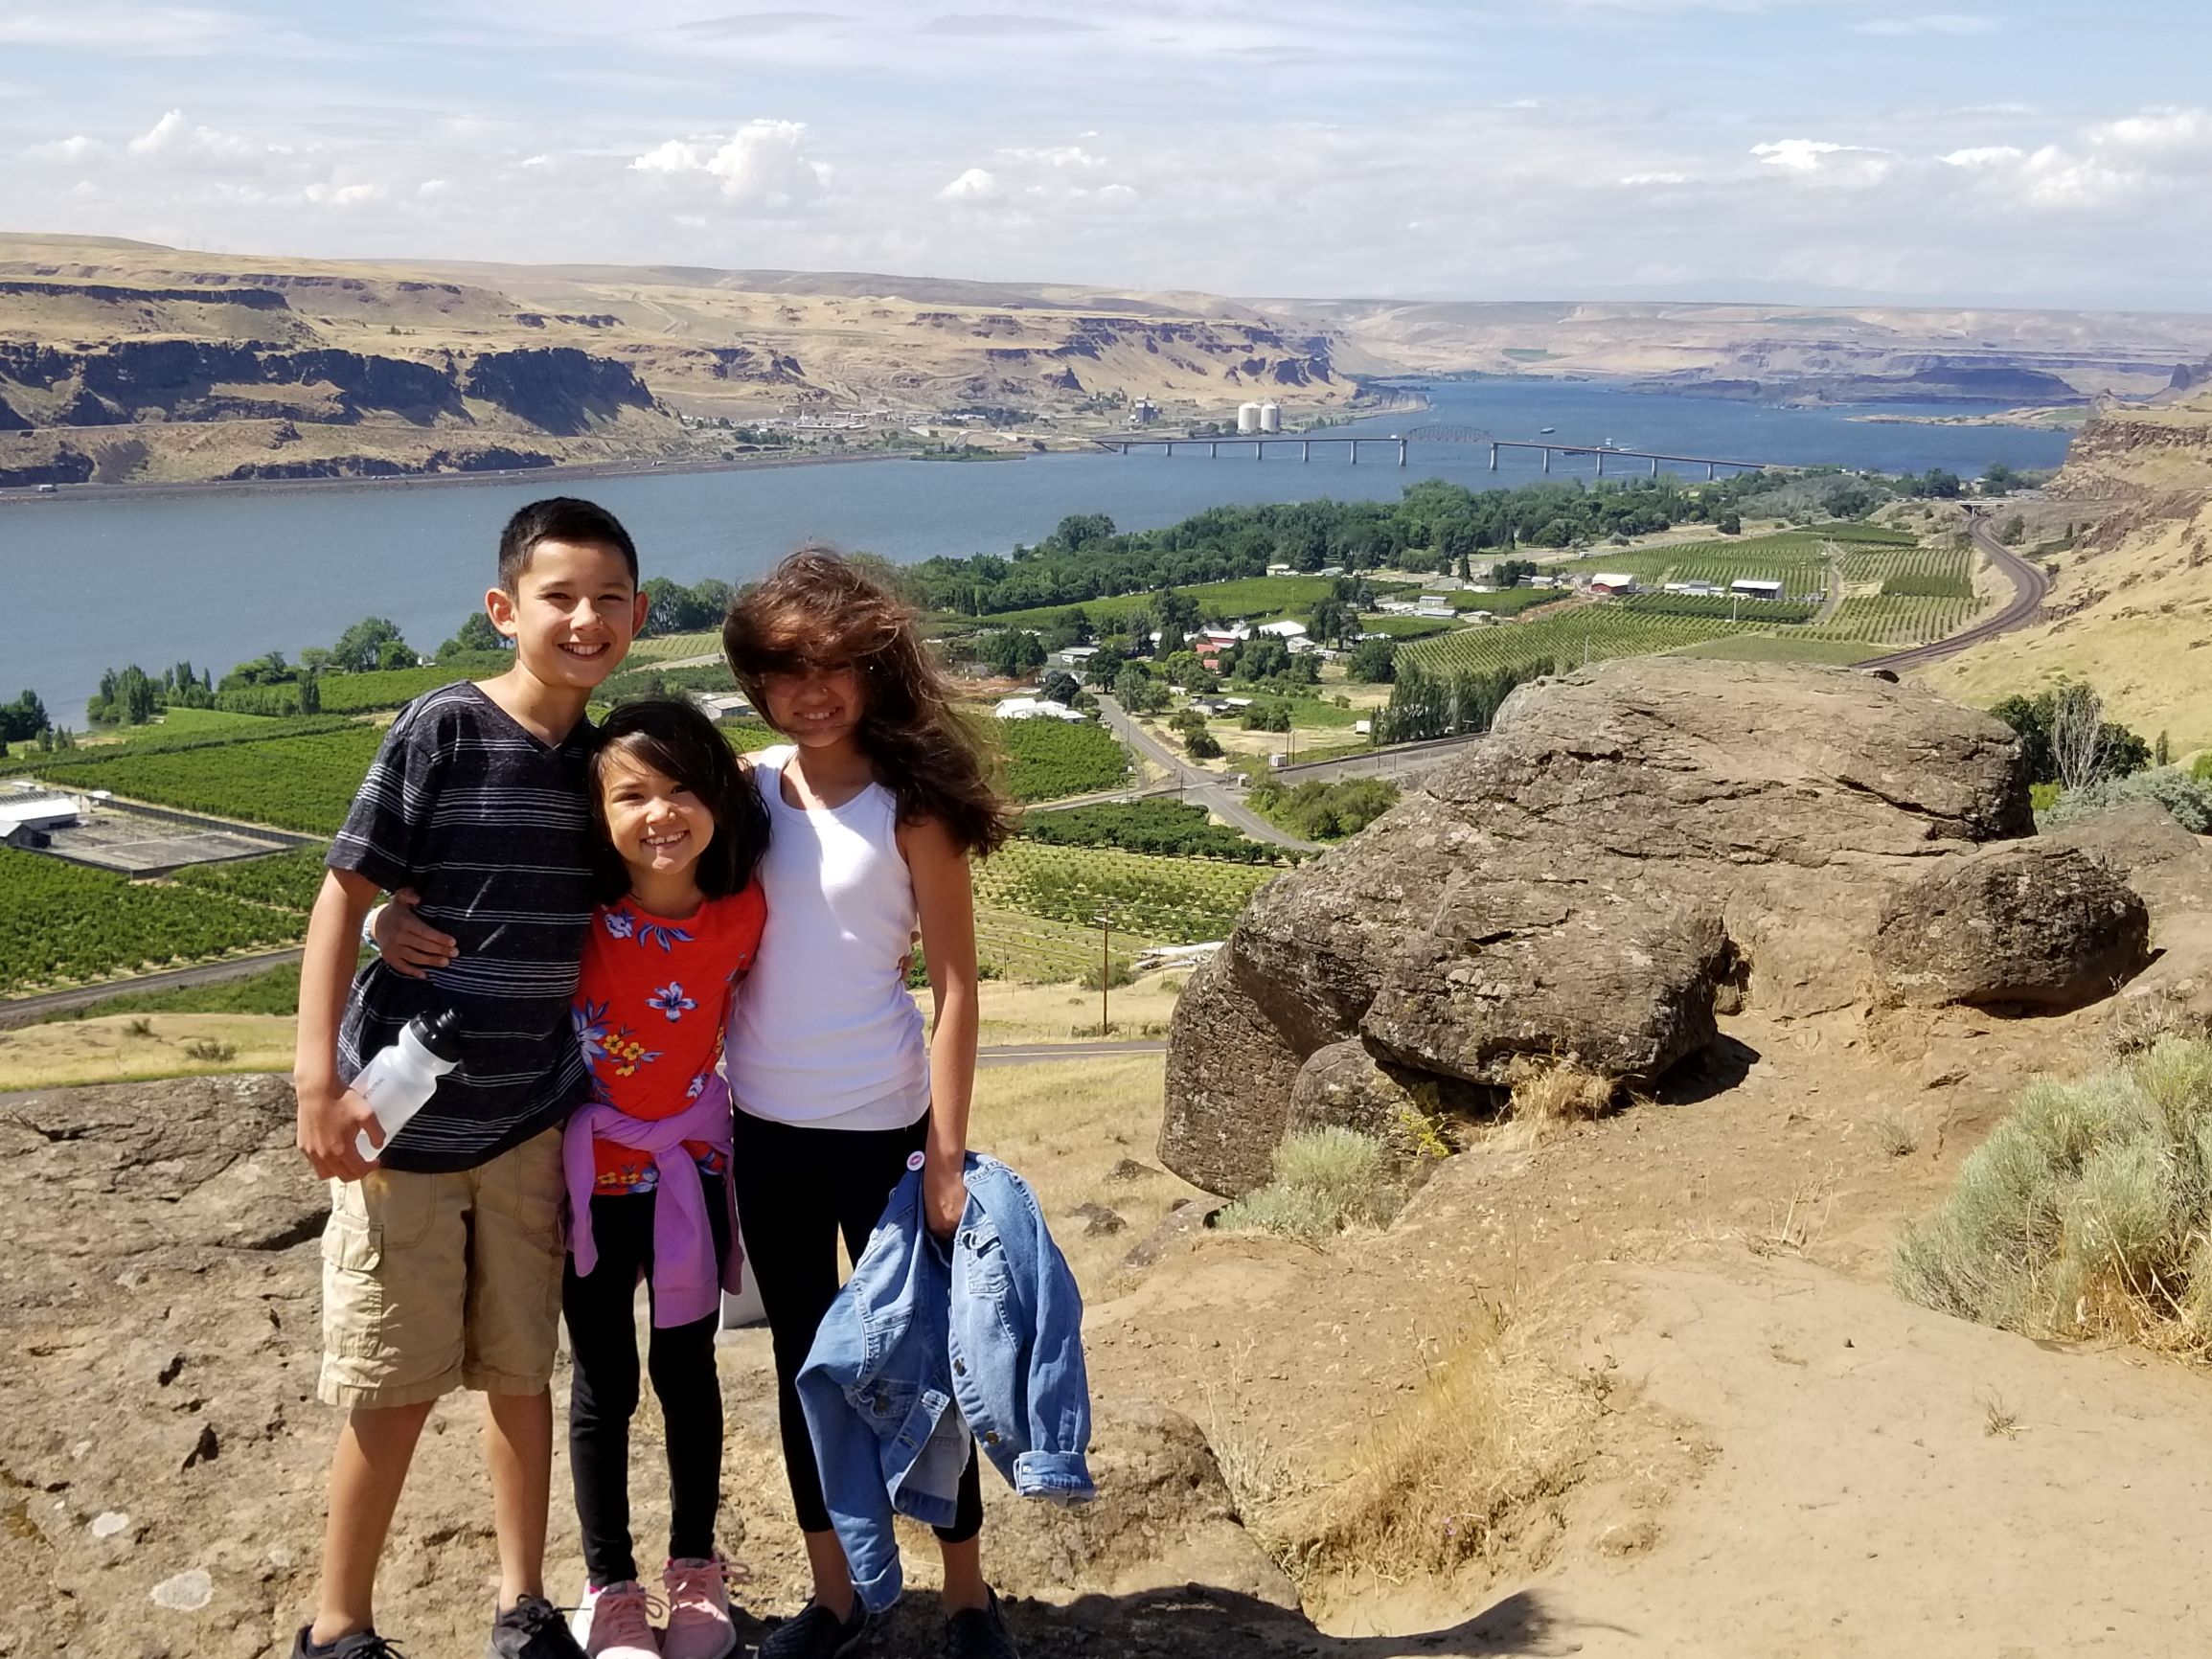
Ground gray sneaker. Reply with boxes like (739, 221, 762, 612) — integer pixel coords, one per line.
(757, 1598, 869, 1659)
(944, 1590, 1019, 1659)
(489, 1594, 587, 1659)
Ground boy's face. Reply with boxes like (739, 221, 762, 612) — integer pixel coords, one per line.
(487, 538, 645, 693)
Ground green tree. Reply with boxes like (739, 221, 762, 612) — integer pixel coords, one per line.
(331, 618, 412, 674)
(1038, 670, 1080, 705)
(980, 629, 1047, 678)
(1182, 727, 1223, 760)
(1717, 512, 1743, 535)
(0, 690, 48, 742)
(1347, 638, 1397, 684)
(439, 612, 507, 660)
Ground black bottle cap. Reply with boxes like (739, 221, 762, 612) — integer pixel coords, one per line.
(410, 1008, 464, 1064)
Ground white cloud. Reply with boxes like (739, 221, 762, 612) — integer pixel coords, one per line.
(938, 167, 1005, 203)
(126, 108, 267, 161)
(1852, 13, 1999, 35)
(630, 120, 830, 212)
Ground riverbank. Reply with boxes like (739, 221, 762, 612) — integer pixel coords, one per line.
(0, 443, 1023, 509)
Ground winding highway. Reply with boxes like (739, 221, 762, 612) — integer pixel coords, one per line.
(1859, 509, 2050, 672)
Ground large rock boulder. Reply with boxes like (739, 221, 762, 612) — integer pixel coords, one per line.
(1362, 882, 1733, 1087)
(1874, 843, 2154, 1010)
(1161, 659, 2037, 1194)
(1160, 948, 1306, 1196)
(1282, 1039, 1464, 1178)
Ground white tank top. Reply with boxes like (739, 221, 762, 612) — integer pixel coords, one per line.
(723, 746, 931, 1130)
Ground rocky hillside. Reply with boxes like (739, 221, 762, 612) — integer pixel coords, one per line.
(1925, 383, 2212, 748)
(0, 233, 1357, 487)
(1268, 297, 2212, 404)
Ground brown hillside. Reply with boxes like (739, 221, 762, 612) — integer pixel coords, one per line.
(1923, 384, 2212, 748)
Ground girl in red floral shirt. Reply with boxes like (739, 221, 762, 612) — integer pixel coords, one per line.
(561, 699, 768, 1659)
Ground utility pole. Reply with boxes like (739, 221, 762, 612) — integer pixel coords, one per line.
(1098, 913, 1112, 1036)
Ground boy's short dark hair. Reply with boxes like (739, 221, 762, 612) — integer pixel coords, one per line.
(497, 498, 639, 592)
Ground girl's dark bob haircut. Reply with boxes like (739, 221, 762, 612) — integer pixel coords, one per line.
(720, 546, 1015, 859)
(585, 698, 769, 907)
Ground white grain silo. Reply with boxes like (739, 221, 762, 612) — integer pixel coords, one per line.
(1236, 400, 1263, 435)
(1258, 400, 1282, 433)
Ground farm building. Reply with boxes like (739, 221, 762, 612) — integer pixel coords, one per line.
(0, 785, 85, 845)
(993, 696, 1088, 723)
(1586, 573, 1639, 596)
(1664, 581, 1721, 597)
(690, 692, 757, 723)
(1255, 620, 1308, 639)
(1047, 645, 1099, 669)
(1730, 579, 1787, 602)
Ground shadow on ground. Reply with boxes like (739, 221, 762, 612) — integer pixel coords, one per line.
(737, 1584, 1617, 1657)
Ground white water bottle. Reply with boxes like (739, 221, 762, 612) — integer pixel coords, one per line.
(353, 1010, 464, 1163)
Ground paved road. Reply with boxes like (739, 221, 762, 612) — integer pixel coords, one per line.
(1861, 511, 2051, 673)
(1090, 693, 1320, 851)
(0, 947, 306, 1031)
(978, 1039, 1166, 1068)
(1269, 733, 1487, 786)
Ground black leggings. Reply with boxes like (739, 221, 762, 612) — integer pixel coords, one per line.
(731, 1109, 983, 1545)
(562, 1163, 732, 1587)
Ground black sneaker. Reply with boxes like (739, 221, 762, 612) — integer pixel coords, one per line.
(757, 1597, 870, 1659)
(488, 1595, 586, 1659)
(944, 1590, 1020, 1659)
(290, 1627, 409, 1659)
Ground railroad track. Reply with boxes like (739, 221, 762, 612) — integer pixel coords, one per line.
(1860, 511, 2049, 672)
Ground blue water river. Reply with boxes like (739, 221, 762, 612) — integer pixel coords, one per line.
(0, 378, 2072, 722)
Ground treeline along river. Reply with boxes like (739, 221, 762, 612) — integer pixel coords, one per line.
(1, 380, 2072, 723)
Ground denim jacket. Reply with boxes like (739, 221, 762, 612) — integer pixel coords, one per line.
(796, 1152, 1095, 1613)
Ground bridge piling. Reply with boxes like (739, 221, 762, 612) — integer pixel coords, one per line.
(1542, 447, 1551, 473)
(1301, 440, 1310, 462)
(1398, 440, 1407, 466)
(1490, 442, 1498, 471)
(1208, 441, 1218, 458)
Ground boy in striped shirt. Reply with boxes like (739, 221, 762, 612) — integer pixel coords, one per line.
(289, 498, 647, 1659)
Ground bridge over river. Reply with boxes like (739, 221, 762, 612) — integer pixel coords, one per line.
(1097, 425, 1789, 479)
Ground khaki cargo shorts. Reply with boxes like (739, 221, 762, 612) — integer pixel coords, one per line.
(318, 1125, 566, 1409)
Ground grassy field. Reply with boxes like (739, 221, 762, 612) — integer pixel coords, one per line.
(627, 630, 724, 663)
(1400, 605, 1754, 677)
(968, 575, 1364, 631)
(1672, 634, 1883, 667)
(976, 839, 1275, 943)
(0, 846, 308, 997)
(38, 724, 389, 834)
(75, 706, 292, 748)
(992, 716, 1131, 802)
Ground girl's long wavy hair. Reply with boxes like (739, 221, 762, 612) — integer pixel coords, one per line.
(721, 547, 1015, 858)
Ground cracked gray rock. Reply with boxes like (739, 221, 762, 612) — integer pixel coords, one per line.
(1161, 659, 2036, 1195)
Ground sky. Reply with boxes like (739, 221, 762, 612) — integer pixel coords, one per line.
(3, 0, 2209, 310)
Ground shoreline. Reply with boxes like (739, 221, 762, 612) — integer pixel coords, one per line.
(1, 391, 1422, 507)
(0, 443, 1015, 509)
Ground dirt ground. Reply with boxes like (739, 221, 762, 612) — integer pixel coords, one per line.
(9, 991, 2212, 1656)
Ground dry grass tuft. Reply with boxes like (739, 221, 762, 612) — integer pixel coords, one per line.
(1286, 1300, 1600, 1597)
(1504, 1054, 1616, 1130)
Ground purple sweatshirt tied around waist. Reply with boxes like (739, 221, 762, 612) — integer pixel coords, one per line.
(562, 1077, 744, 1329)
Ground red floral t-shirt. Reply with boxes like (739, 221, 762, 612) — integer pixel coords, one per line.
(572, 887, 766, 1194)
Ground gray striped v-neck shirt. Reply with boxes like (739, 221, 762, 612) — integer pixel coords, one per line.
(331, 682, 595, 1172)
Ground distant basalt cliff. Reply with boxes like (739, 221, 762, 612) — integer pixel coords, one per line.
(0, 339, 654, 434)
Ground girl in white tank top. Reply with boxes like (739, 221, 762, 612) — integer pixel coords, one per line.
(720, 547, 1021, 1659)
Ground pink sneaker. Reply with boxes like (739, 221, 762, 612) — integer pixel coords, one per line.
(576, 1579, 661, 1659)
(660, 1556, 740, 1659)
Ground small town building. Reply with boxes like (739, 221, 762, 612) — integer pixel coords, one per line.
(1047, 645, 1100, 669)
(1255, 619, 1308, 639)
(992, 696, 1088, 723)
(690, 692, 757, 723)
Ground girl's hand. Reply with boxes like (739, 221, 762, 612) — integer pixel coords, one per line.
(373, 888, 458, 978)
(924, 1155, 969, 1240)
